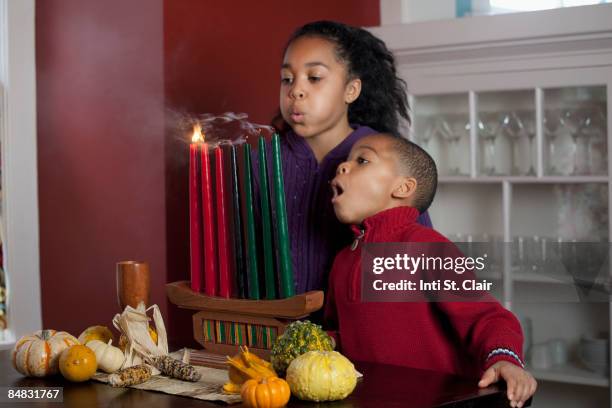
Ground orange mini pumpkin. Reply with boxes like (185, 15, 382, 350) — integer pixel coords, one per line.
(241, 377, 291, 408)
(12, 330, 79, 377)
(59, 345, 97, 382)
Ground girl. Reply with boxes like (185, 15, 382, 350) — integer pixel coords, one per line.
(256, 21, 432, 295)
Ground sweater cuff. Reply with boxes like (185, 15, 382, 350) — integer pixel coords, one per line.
(484, 348, 525, 370)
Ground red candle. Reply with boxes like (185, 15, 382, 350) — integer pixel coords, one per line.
(200, 129, 217, 297)
(189, 137, 203, 293)
(215, 145, 231, 298)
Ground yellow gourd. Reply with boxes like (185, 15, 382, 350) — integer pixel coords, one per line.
(241, 377, 291, 408)
(77, 325, 114, 345)
(59, 345, 98, 382)
(223, 346, 277, 394)
(12, 330, 79, 377)
(286, 350, 357, 401)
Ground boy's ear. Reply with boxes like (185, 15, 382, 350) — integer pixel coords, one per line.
(392, 176, 418, 200)
(345, 78, 362, 104)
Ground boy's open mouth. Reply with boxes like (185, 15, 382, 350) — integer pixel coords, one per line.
(331, 180, 345, 202)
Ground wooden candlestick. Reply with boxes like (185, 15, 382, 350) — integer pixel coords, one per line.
(117, 261, 150, 310)
(166, 280, 324, 359)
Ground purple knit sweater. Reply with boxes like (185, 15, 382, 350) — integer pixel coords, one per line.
(253, 125, 432, 294)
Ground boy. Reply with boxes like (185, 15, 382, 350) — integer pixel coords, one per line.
(325, 133, 536, 408)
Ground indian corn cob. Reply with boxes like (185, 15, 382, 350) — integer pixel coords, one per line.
(108, 365, 152, 387)
(150, 355, 201, 382)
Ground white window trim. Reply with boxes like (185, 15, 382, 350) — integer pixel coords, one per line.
(0, 0, 41, 348)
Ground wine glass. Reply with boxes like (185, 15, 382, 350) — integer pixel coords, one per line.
(478, 112, 500, 176)
(518, 111, 536, 175)
(579, 107, 607, 175)
(499, 112, 530, 175)
(447, 114, 470, 176)
(420, 116, 442, 168)
(420, 116, 434, 144)
(430, 116, 453, 175)
(572, 107, 593, 175)
(543, 109, 561, 175)
(552, 108, 579, 175)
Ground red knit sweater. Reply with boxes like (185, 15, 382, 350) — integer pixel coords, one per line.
(324, 206, 524, 379)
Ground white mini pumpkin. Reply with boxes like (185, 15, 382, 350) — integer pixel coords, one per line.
(86, 339, 125, 373)
(12, 329, 79, 377)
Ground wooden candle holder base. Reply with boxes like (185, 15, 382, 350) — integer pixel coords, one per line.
(166, 281, 324, 360)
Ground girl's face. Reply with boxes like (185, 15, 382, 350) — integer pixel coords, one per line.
(280, 36, 360, 139)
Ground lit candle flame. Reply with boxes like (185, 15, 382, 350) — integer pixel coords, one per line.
(192, 123, 205, 143)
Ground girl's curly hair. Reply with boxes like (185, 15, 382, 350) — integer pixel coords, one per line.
(273, 20, 410, 137)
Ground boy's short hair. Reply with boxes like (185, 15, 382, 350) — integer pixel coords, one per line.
(381, 133, 438, 213)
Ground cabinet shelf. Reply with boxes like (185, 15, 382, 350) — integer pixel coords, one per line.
(528, 363, 610, 388)
(439, 176, 609, 184)
(512, 271, 565, 284)
(511, 270, 611, 288)
(479, 271, 502, 280)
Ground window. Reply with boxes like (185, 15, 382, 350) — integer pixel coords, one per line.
(460, 0, 612, 17)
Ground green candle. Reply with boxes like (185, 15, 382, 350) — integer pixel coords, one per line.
(243, 142, 260, 299)
(272, 133, 295, 298)
(258, 137, 276, 299)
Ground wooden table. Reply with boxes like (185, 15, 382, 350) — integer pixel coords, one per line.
(1, 350, 527, 407)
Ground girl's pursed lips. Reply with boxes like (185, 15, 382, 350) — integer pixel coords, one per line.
(290, 112, 305, 123)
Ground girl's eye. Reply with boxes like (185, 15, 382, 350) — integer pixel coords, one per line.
(281, 77, 293, 85)
(356, 157, 369, 165)
(308, 76, 322, 83)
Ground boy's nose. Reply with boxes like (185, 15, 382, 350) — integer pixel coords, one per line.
(337, 162, 349, 175)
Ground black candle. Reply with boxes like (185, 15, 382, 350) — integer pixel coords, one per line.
(230, 144, 246, 298)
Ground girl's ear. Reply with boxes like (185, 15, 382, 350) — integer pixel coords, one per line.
(392, 176, 417, 200)
(345, 78, 362, 104)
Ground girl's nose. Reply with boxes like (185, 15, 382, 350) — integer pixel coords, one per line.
(290, 85, 305, 99)
(337, 162, 349, 174)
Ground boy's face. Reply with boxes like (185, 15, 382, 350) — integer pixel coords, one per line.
(331, 135, 409, 225)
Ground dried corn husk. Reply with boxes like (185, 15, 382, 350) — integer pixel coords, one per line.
(112, 302, 168, 372)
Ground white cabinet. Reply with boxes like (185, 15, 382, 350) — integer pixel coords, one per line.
(372, 4, 612, 407)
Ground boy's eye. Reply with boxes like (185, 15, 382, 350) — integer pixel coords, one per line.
(356, 157, 369, 165)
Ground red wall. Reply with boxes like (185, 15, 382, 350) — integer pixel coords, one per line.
(36, 0, 166, 336)
(36, 0, 379, 347)
(163, 0, 380, 121)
